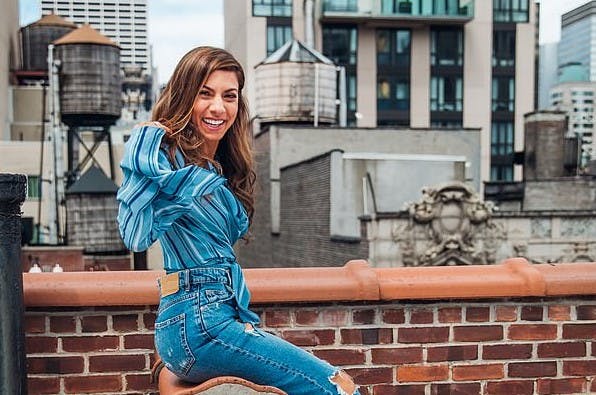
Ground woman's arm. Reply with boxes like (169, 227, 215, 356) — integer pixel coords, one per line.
(116, 125, 224, 251)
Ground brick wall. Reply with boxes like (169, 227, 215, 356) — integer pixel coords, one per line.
(25, 298, 595, 395)
(235, 127, 275, 267)
(237, 133, 368, 267)
(276, 152, 367, 266)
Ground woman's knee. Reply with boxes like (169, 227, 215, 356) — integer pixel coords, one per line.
(329, 370, 359, 395)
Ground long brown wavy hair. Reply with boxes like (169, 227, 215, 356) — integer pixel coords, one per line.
(151, 46, 255, 221)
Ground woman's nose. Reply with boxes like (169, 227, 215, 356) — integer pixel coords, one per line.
(209, 96, 225, 113)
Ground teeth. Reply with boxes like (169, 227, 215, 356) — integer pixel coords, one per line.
(204, 118, 224, 126)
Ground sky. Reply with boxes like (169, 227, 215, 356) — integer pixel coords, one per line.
(18, 0, 592, 84)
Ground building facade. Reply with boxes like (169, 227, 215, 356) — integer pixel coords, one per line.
(41, 0, 150, 72)
(559, 1, 596, 83)
(224, 0, 537, 182)
(550, 80, 596, 164)
(1, 0, 19, 140)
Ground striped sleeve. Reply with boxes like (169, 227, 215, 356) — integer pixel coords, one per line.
(116, 125, 225, 251)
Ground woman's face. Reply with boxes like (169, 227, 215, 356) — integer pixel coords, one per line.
(192, 69, 239, 157)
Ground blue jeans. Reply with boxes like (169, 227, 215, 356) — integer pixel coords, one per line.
(155, 267, 360, 395)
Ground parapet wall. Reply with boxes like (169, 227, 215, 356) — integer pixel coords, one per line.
(23, 259, 596, 395)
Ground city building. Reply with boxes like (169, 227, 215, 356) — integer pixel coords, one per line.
(559, 0, 596, 82)
(1, 0, 19, 140)
(41, 0, 150, 73)
(224, 0, 538, 182)
(549, 65, 596, 165)
(538, 41, 558, 109)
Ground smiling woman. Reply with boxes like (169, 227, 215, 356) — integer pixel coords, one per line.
(116, 46, 360, 395)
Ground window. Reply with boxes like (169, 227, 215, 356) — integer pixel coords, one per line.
(430, 76, 462, 111)
(490, 122, 514, 181)
(266, 22, 292, 55)
(493, 29, 515, 67)
(377, 29, 410, 125)
(323, 26, 357, 65)
(377, 29, 410, 67)
(492, 76, 515, 111)
(323, 25, 358, 124)
(323, 0, 357, 12)
(253, 0, 292, 16)
(27, 175, 41, 199)
(431, 28, 463, 66)
(493, 0, 529, 22)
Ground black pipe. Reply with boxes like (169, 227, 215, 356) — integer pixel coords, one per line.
(0, 174, 28, 395)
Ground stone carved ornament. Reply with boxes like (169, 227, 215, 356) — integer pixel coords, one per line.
(393, 182, 505, 266)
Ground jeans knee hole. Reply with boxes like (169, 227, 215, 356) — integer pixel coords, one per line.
(329, 370, 358, 395)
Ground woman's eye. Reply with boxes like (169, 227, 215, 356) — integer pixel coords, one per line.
(225, 94, 237, 100)
(199, 90, 211, 96)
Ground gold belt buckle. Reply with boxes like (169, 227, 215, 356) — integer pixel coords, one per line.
(160, 272, 180, 297)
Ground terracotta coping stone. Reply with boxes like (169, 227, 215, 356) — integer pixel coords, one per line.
(22, 258, 596, 307)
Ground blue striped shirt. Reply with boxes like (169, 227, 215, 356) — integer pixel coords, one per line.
(117, 124, 258, 324)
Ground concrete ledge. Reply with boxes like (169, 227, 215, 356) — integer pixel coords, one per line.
(22, 258, 596, 307)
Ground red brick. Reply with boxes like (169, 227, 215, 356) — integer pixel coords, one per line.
(486, 380, 533, 395)
(353, 309, 376, 325)
(371, 347, 422, 364)
(125, 373, 155, 391)
(313, 349, 366, 365)
(345, 367, 393, 385)
(282, 329, 335, 346)
(465, 307, 490, 322)
(64, 375, 122, 393)
(81, 316, 107, 332)
(125, 334, 155, 350)
(89, 354, 146, 372)
(49, 316, 76, 333)
(398, 327, 449, 343)
(548, 305, 570, 321)
(113, 314, 139, 332)
(25, 316, 46, 333)
(509, 361, 557, 378)
(397, 364, 448, 382)
(452, 363, 504, 380)
(26, 336, 58, 354)
(27, 377, 60, 394)
(410, 308, 433, 324)
(453, 325, 502, 342)
(576, 305, 596, 320)
(62, 335, 119, 352)
(264, 310, 291, 327)
(537, 378, 588, 394)
(508, 324, 557, 340)
(537, 342, 586, 358)
(563, 360, 596, 376)
(495, 305, 517, 322)
(483, 344, 532, 360)
(563, 323, 596, 339)
(430, 383, 481, 395)
(295, 310, 318, 325)
(143, 312, 156, 330)
(373, 384, 425, 395)
(341, 328, 393, 345)
(520, 305, 543, 321)
(382, 309, 405, 324)
(28, 356, 84, 374)
(427, 345, 477, 362)
(438, 307, 461, 323)
(319, 309, 348, 326)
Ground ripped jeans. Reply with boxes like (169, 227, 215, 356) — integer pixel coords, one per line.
(155, 266, 360, 395)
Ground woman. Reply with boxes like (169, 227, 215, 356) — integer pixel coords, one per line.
(117, 46, 359, 395)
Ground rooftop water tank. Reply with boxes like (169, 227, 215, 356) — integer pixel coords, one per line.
(65, 166, 126, 254)
(20, 13, 77, 72)
(255, 39, 337, 124)
(54, 24, 121, 127)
